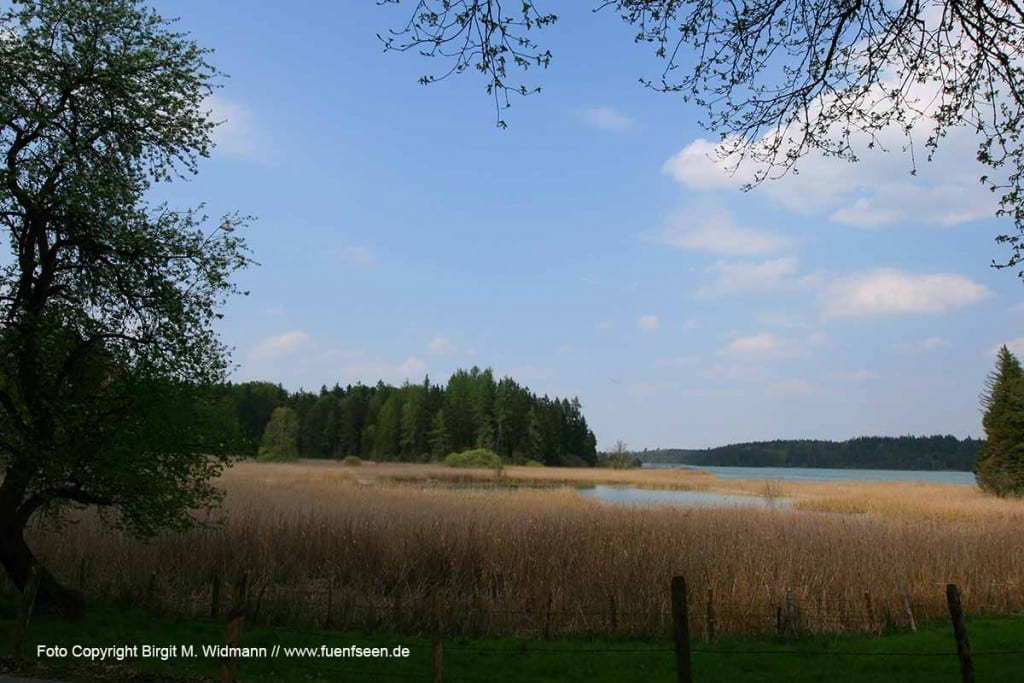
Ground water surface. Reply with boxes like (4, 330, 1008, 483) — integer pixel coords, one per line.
(578, 485, 789, 508)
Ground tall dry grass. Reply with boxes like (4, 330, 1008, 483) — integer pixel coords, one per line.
(23, 461, 1024, 638)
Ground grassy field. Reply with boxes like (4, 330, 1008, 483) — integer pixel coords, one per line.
(3, 599, 1024, 682)
(20, 460, 1024, 641)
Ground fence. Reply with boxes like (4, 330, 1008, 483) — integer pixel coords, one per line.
(10, 567, 1024, 682)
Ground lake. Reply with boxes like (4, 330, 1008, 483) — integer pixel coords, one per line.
(642, 464, 976, 485)
(578, 485, 788, 508)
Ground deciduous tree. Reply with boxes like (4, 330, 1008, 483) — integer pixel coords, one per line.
(0, 0, 249, 613)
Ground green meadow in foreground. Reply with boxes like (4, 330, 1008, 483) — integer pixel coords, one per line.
(3, 600, 1024, 682)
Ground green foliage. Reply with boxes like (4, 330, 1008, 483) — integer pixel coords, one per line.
(641, 435, 984, 471)
(444, 449, 502, 469)
(975, 346, 1024, 495)
(342, 455, 362, 466)
(0, 0, 249, 550)
(524, 459, 544, 467)
(257, 408, 299, 462)
(220, 367, 598, 467)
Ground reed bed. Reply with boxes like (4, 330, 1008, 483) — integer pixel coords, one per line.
(24, 461, 1024, 639)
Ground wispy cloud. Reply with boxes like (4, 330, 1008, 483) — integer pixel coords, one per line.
(895, 337, 952, 353)
(332, 245, 375, 265)
(698, 256, 800, 296)
(249, 331, 309, 360)
(206, 94, 271, 162)
(637, 314, 660, 331)
(718, 332, 784, 357)
(831, 369, 878, 382)
(823, 269, 990, 318)
(653, 208, 792, 256)
(427, 335, 457, 355)
(655, 356, 698, 368)
(578, 106, 636, 132)
(339, 356, 427, 384)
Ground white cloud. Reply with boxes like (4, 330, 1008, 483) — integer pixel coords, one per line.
(427, 335, 456, 355)
(823, 269, 990, 318)
(653, 208, 791, 255)
(683, 318, 700, 330)
(698, 256, 800, 296)
(578, 106, 636, 132)
(661, 74, 997, 229)
(558, 344, 574, 353)
(333, 245, 375, 265)
(655, 356, 698, 368)
(895, 336, 953, 353)
(206, 94, 271, 162)
(249, 331, 309, 360)
(719, 332, 782, 356)
(638, 315, 660, 331)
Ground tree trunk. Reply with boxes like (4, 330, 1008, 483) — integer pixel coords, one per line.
(0, 522, 84, 618)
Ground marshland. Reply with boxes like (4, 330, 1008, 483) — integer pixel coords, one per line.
(26, 460, 1024, 640)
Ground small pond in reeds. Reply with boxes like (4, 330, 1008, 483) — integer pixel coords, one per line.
(577, 485, 791, 508)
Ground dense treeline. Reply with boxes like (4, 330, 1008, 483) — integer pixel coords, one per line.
(638, 435, 983, 471)
(218, 367, 598, 466)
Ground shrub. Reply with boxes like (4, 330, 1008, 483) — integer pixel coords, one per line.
(342, 456, 362, 466)
(444, 449, 502, 469)
(524, 459, 545, 467)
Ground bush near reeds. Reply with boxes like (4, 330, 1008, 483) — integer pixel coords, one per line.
(444, 449, 501, 469)
(342, 455, 362, 466)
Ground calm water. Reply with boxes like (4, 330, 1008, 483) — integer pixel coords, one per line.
(578, 485, 789, 508)
(643, 464, 976, 485)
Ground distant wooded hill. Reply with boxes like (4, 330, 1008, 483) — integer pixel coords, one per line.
(638, 435, 983, 471)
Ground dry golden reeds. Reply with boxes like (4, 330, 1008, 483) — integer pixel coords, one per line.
(23, 461, 1024, 638)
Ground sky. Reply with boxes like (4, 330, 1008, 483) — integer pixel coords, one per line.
(150, 1, 1024, 450)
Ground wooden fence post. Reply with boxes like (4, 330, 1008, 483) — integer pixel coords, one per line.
(896, 580, 917, 633)
(863, 590, 877, 635)
(542, 591, 553, 639)
(671, 576, 692, 683)
(705, 588, 716, 642)
(609, 593, 618, 632)
(432, 633, 443, 683)
(221, 572, 248, 683)
(946, 583, 974, 683)
(11, 565, 42, 659)
(210, 575, 221, 619)
(145, 571, 158, 609)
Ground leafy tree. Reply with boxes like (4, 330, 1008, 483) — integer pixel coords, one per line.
(258, 407, 299, 462)
(976, 346, 1024, 495)
(381, 1, 1024, 277)
(0, 0, 249, 612)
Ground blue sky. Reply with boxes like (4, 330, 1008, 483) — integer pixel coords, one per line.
(154, 1, 1023, 449)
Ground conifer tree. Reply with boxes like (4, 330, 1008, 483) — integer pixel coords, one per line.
(976, 346, 1024, 495)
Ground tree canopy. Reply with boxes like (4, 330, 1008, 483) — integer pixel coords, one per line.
(381, 1, 1024, 275)
(0, 0, 249, 612)
(221, 368, 598, 467)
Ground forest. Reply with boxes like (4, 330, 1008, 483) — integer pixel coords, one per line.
(217, 367, 598, 466)
(637, 435, 983, 471)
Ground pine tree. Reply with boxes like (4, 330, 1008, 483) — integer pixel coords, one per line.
(975, 346, 1024, 495)
(428, 409, 451, 460)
